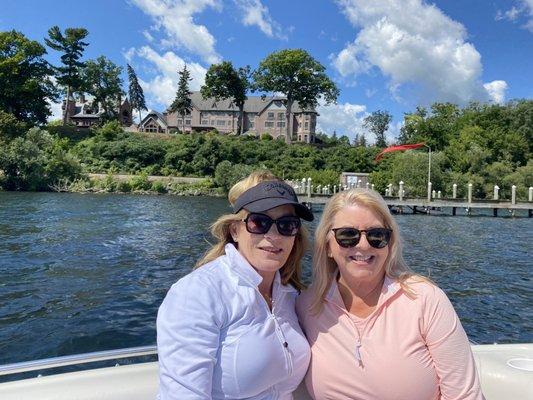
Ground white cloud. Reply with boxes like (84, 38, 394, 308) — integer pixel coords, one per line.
(130, 46, 207, 108)
(332, 0, 503, 105)
(483, 80, 508, 104)
(47, 100, 63, 122)
(142, 30, 155, 42)
(131, 0, 222, 64)
(496, 0, 533, 32)
(233, 0, 287, 40)
(316, 101, 368, 140)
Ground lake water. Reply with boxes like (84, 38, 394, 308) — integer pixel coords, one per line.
(0, 192, 531, 366)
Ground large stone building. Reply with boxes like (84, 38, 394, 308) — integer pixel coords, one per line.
(62, 94, 132, 128)
(139, 92, 318, 143)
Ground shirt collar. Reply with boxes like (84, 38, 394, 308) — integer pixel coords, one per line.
(224, 243, 297, 293)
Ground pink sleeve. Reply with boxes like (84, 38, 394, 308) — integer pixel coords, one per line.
(422, 285, 485, 400)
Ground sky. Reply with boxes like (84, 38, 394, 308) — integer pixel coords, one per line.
(1, 0, 532, 143)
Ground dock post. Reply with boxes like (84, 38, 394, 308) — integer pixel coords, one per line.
(366, 182, 370, 189)
(399, 181, 404, 201)
(493, 185, 499, 200)
(437, 190, 441, 199)
(468, 183, 473, 203)
(427, 182, 432, 202)
(301, 178, 307, 195)
(333, 185, 337, 194)
(511, 185, 516, 205)
(388, 183, 393, 197)
(452, 207, 456, 216)
(432, 189, 436, 199)
(371, 184, 375, 191)
(493, 208, 498, 217)
(307, 178, 312, 198)
(452, 183, 457, 199)
(529, 187, 532, 202)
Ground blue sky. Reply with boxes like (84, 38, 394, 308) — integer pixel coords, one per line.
(2, 0, 532, 142)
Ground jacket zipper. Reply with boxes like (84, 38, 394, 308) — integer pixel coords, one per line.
(255, 288, 294, 376)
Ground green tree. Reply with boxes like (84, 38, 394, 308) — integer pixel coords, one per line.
(201, 61, 251, 135)
(83, 56, 124, 122)
(127, 64, 147, 125)
(169, 65, 193, 131)
(253, 49, 339, 143)
(0, 30, 57, 124)
(45, 26, 89, 125)
(363, 110, 392, 148)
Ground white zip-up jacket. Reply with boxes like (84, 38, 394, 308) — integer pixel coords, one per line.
(157, 243, 311, 400)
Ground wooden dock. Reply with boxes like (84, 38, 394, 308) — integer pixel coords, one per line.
(301, 195, 533, 217)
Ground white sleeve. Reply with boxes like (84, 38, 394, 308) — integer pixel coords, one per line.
(157, 272, 226, 400)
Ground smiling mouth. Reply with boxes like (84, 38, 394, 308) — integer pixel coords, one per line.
(349, 255, 374, 262)
(259, 247, 282, 254)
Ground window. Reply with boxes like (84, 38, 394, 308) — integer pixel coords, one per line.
(185, 119, 191, 125)
(278, 113, 284, 120)
(304, 121, 309, 129)
(276, 121, 286, 127)
(210, 120, 215, 125)
(298, 135, 302, 141)
(267, 112, 274, 120)
(250, 121, 254, 128)
(304, 134, 308, 142)
(177, 120, 182, 125)
(201, 119, 209, 125)
(265, 121, 274, 127)
(216, 120, 226, 126)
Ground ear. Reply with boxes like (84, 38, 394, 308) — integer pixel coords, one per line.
(326, 242, 333, 258)
(229, 222, 238, 243)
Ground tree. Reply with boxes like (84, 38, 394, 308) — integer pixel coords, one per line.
(201, 61, 251, 135)
(0, 30, 57, 124)
(363, 110, 392, 148)
(353, 133, 367, 147)
(253, 49, 339, 143)
(127, 64, 147, 126)
(45, 26, 89, 126)
(83, 56, 124, 122)
(169, 65, 193, 131)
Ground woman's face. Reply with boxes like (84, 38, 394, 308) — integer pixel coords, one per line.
(327, 204, 389, 287)
(232, 204, 297, 275)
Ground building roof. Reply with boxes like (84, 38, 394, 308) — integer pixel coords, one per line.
(140, 110, 168, 127)
(182, 92, 317, 114)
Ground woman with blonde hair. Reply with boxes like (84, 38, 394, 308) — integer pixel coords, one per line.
(296, 188, 484, 400)
(157, 170, 313, 400)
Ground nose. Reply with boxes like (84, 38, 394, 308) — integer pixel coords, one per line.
(264, 223, 283, 239)
(355, 231, 372, 249)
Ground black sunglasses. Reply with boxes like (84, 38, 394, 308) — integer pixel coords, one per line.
(242, 213, 301, 237)
(331, 227, 392, 249)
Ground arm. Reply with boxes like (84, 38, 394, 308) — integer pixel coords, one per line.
(422, 285, 485, 400)
(157, 272, 225, 400)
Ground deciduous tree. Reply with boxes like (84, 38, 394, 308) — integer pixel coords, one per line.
(83, 56, 124, 123)
(363, 110, 392, 148)
(253, 49, 339, 143)
(0, 30, 57, 124)
(201, 61, 251, 135)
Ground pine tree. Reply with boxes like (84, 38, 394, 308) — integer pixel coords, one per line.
(169, 65, 193, 132)
(45, 26, 89, 125)
(127, 64, 147, 126)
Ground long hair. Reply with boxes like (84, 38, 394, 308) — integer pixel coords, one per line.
(195, 170, 309, 292)
(310, 188, 421, 313)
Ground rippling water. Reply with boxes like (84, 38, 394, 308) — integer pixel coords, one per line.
(0, 192, 531, 365)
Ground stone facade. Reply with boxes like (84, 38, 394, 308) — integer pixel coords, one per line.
(139, 92, 318, 143)
(62, 94, 132, 128)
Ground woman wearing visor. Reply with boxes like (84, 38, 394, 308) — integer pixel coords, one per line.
(297, 189, 484, 400)
(157, 170, 313, 400)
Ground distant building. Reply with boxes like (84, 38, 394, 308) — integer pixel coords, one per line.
(62, 94, 132, 128)
(138, 92, 318, 143)
(340, 172, 370, 188)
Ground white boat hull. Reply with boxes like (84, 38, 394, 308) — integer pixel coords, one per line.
(0, 344, 531, 400)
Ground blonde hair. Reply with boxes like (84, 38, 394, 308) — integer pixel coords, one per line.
(195, 170, 309, 292)
(310, 188, 423, 313)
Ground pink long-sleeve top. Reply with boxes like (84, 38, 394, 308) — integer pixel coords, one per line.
(296, 276, 485, 400)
